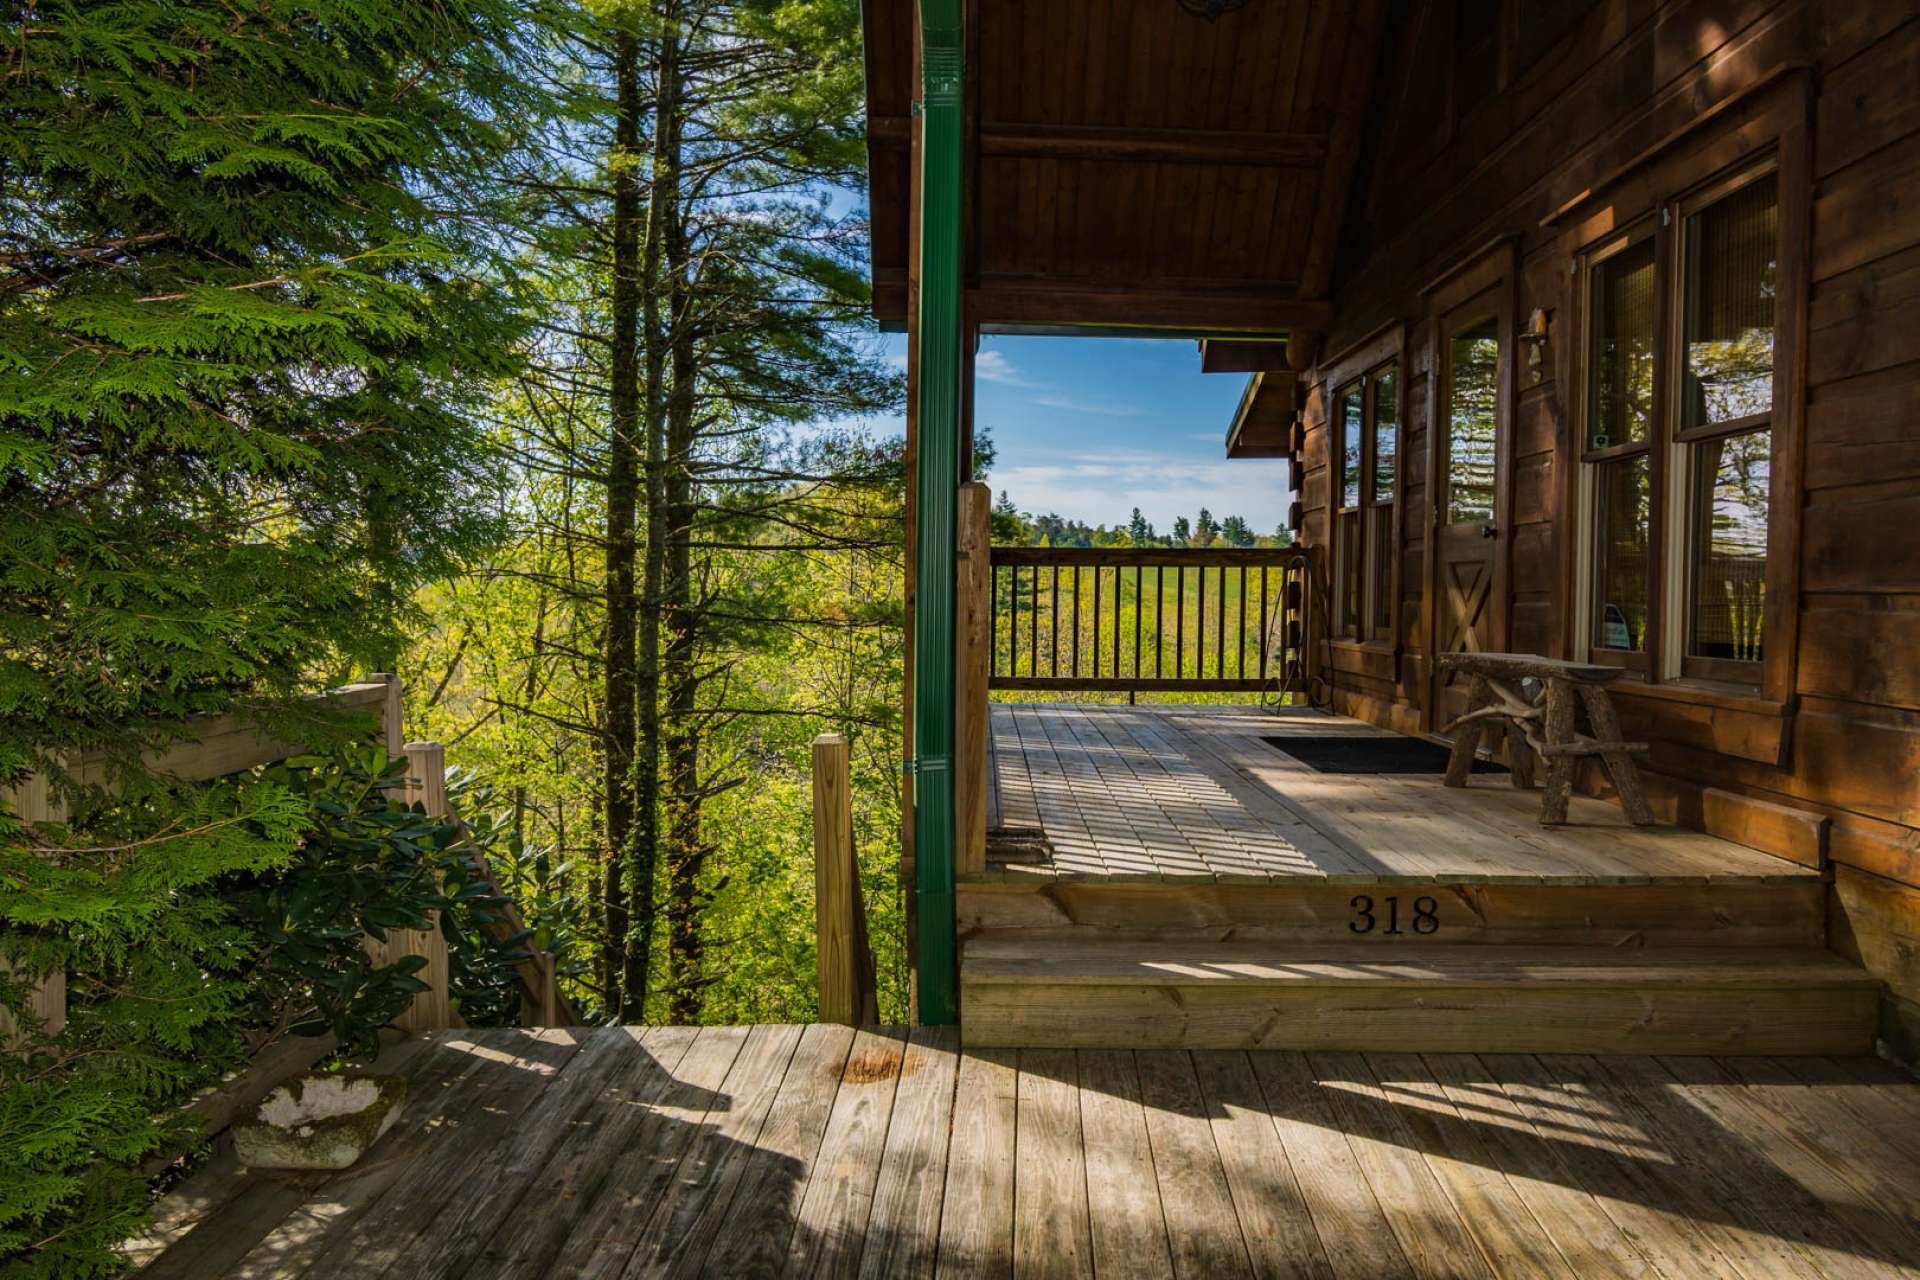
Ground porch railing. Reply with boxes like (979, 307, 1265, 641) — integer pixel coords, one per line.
(984, 545, 1316, 695)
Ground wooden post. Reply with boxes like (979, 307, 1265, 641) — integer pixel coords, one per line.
(367, 741, 456, 1031)
(373, 672, 405, 760)
(813, 734, 877, 1025)
(1, 774, 67, 1045)
(954, 481, 992, 876)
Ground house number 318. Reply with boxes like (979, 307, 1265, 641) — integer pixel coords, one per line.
(1349, 894, 1439, 935)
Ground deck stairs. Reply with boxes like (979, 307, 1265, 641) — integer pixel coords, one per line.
(958, 874, 1878, 1055)
(959, 705, 1880, 1056)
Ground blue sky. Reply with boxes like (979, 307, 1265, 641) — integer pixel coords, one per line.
(868, 333, 1293, 534)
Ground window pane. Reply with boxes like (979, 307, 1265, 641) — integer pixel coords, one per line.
(1592, 455, 1650, 653)
(1446, 320, 1498, 524)
(1687, 429, 1769, 665)
(1338, 509, 1361, 636)
(1683, 174, 1777, 430)
(1587, 237, 1656, 449)
(1369, 503, 1394, 635)
(1339, 385, 1363, 509)
(1371, 368, 1397, 503)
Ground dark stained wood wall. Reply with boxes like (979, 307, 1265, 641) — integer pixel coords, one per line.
(1299, 0, 1920, 1057)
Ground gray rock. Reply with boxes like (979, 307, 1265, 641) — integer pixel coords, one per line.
(233, 1072, 407, 1170)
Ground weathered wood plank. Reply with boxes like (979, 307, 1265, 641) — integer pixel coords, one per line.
(1247, 1052, 1415, 1280)
(701, 1022, 857, 1277)
(1075, 1051, 1175, 1280)
(1188, 1050, 1332, 1280)
(1478, 1053, 1741, 1280)
(622, 1022, 806, 1277)
(1306, 1051, 1494, 1279)
(529, 1024, 752, 1279)
(470, 1024, 703, 1278)
(935, 1043, 1016, 1280)
(1134, 1050, 1254, 1279)
(788, 1026, 908, 1280)
(1013, 1048, 1093, 1278)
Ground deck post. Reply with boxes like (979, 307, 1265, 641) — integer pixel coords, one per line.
(954, 482, 991, 877)
(371, 740, 455, 1031)
(812, 733, 877, 1024)
(910, 0, 965, 1025)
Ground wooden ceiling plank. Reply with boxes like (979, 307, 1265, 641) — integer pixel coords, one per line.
(1266, 0, 1315, 135)
(1080, 0, 1110, 127)
(969, 282, 1330, 333)
(977, 123, 1327, 168)
(1300, 0, 1387, 297)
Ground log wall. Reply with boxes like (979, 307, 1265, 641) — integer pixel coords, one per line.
(1300, 0, 1920, 1057)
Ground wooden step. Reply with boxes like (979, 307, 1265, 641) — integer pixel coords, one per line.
(958, 876, 1827, 948)
(959, 939, 1880, 1055)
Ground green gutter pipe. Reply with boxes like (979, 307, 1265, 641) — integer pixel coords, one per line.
(912, 0, 964, 1025)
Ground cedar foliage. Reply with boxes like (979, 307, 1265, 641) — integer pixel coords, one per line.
(0, 1, 543, 1273)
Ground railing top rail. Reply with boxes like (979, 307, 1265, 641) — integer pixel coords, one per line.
(989, 546, 1308, 567)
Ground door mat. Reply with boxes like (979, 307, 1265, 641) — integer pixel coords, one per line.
(1261, 734, 1507, 776)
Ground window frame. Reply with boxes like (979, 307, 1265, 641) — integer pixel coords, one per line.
(1329, 358, 1403, 646)
(1334, 379, 1365, 639)
(1563, 103, 1806, 708)
(1575, 221, 1661, 675)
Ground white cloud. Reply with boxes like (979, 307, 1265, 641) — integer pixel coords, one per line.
(1029, 394, 1150, 417)
(974, 349, 1035, 387)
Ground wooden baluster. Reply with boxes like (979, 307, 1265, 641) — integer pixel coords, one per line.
(1111, 565, 1122, 685)
(1009, 565, 1019, 679)
(1029, 563, 1038, 677)
(1238, 564, 1248, 679)
(1049, 565, 1059, 677)
(1258, 566, 1269, 684)
(1156, 567, 1165, 679)
(1121, 568, 1136, 690)
(1070, 565, 1080, 677)
(1092, 566, 1102, 679)
(1175, 565, 1185, 681)
(1215, 565, 1226, 681)
(989, 562, 999, 680)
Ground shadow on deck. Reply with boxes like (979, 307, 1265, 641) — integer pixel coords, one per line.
(133, 1024, 1920, 1278)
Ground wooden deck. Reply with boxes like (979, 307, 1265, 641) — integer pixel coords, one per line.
(133, 1025, 1920, 1278)
(986, 703, 1813, 884)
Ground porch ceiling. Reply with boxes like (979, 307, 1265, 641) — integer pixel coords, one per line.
(863, 0, 1385, 335)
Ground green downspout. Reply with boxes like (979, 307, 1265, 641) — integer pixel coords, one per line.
(912, 0, 964, 1025)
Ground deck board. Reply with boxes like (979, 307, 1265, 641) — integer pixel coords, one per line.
(982, 704, 1818, 884)
(136, 1027, 1920, 1279)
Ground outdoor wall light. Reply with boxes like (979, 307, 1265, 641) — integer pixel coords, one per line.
(1177, 0, 1253, 18)
(1521, 307, 1552, 385)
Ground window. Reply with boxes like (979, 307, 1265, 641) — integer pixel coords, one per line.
(1446, 320, 1499, 525)
(1369, 370, 1398, 639)
(1577, 158, 1782, 686)
(1333, 363, 1400, 642)
(1336, 383, 1364, 638)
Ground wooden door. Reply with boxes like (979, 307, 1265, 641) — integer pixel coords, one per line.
(1429, 285, 1510, 730)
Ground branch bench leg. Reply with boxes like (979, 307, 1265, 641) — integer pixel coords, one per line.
(1538, 681, 1577, 826)
(1578, 685, 1655, 825)
(1504, 720, 1536, 789)
(1443, 676, 1493, 788)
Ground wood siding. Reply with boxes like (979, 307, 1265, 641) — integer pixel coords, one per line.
(1298, 0, 1920, 1052)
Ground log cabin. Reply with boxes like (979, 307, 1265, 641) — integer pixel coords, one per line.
(866, 0, 1920, 1064)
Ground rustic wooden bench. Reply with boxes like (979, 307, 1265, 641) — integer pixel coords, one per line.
(1434, 652, 1654, 827)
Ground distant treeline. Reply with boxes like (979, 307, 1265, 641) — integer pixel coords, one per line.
(991, 492, 1292, 549)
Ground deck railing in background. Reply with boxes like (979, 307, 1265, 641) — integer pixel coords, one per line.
(984, 546, 1316, 695)
(2, 674, 574, 1045)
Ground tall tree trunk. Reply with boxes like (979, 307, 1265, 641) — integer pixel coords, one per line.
(661, 2, 703, 1019)
(624, 9, 679, 1021)
(599, 24, 645, 1013)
